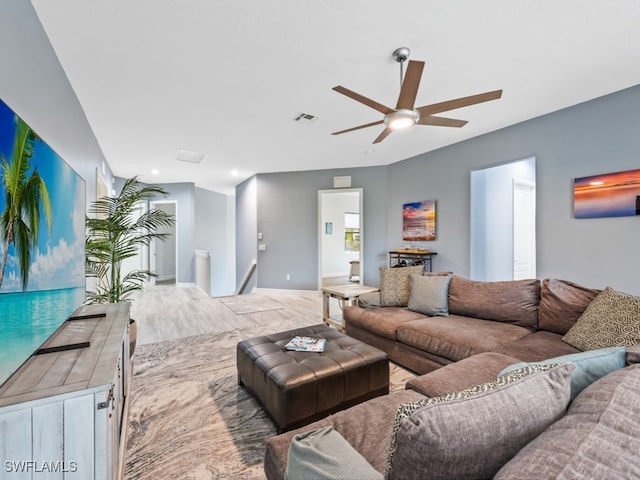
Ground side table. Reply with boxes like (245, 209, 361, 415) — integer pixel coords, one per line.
(321, 284, 380, 331)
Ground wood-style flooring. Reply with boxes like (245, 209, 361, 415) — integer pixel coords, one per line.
(129, 285, 326, 345)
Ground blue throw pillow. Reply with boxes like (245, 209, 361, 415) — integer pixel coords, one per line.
(498, 346, 626, 402)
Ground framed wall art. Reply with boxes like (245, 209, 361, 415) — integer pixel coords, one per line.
(403, 200, 436, 241)
(574, 168, 640, 218)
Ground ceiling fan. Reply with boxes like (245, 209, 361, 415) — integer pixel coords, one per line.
(331, 47, 503, 144)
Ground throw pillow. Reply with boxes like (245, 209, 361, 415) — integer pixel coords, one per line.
(379, 265, 424, 307)
(562, 287, 640, 351)
(498, 346, 627, 402)
(284, 426, 383, 480)
(407, 274, 452, 316)
(385, 363, 573, 480)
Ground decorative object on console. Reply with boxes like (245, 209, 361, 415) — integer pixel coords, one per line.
(574, 168, 640, 218)
(402, 200, 436, 241)
(0, 99, 86, 386)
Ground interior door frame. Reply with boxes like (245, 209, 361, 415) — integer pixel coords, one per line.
(317, 188, 364, 290)
(149, 200, 178, 286)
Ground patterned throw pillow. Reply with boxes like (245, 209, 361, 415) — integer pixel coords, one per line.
(562, 287, 640, 351)
(379, 266, 424, 307)
(385, 363, 573, 480)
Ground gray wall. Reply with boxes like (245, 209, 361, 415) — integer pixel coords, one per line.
(236, 177, 258, 293)
(238, 84, 640, 296)
(388, 84, 640, 295)
(0, 2, 113, 204)
(236, 167, 387, 290)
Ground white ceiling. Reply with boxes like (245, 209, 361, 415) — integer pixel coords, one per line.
(31, 0, 640, 195)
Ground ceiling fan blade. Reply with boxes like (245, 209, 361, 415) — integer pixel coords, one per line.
(417, 89, 503, 117)
(373, 127, 393, 144)
(333, 86, 395, 115)
(332, 119, 384, 136)
(417, 115, 468, 128)
(396, 60, 425, 110)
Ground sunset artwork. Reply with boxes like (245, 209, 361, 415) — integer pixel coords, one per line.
(574, 169, 640, 219)
(403, 200, 436, 241)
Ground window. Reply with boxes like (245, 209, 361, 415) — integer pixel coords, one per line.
(344, 212, 360, 252)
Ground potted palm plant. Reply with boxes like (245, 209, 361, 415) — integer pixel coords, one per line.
(85, 176, 175, 355)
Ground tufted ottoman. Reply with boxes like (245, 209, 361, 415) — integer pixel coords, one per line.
(237, 324, 389, 433)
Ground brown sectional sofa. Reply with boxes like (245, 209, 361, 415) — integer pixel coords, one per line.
(263, 275, 640, 479)
(344, 275, 599, 374)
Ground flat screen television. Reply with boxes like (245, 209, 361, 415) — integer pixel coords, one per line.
(0, 99, 86, 386)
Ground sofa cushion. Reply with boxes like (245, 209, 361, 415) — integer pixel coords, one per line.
(387, 363, 573, 480)
(343, 306, 426, 340)
(448, 275, 540, 330)
(284, 426, 383, 480)
(396, 315, 531, 362)
(407, 274, 452, 317)
(493, 330, 580, 362)
(379, 265, 424, 306)
(498, 346, 627, 401)
(538, 278, 601, 335)
(406, 351, 524, 397)
(562, 286, 640, 351)
(495, 364, 640, 479)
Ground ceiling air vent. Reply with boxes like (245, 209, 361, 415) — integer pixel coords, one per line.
(293, 112, 318, 125)
(176, 149, 207, 164)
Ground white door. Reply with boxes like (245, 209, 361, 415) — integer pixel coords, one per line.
(513, 179, 536, 280)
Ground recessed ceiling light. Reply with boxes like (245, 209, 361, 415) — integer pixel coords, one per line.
(151, 168, 160, 175)
(230, 170, 239, 177)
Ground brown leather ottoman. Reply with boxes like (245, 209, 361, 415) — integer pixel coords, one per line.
(237, 324, 389, 433)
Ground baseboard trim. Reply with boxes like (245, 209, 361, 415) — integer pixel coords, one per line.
(253, 287, 319, 296)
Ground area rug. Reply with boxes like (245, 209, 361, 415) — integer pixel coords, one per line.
(219, 295, 284, 315)
(124, 327, 414, 479)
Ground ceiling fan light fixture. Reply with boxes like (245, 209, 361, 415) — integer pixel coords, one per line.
(384, 109, 420, 130)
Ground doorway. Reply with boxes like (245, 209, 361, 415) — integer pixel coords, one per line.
(318, 189, 363, 288)
(470, 157, 536, 281)
(150, 200, 178, 285)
